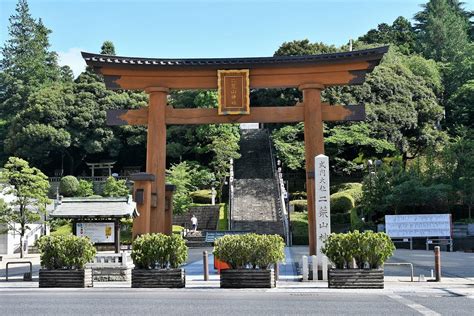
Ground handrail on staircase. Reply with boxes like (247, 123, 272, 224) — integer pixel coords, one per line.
(267, 130, 290, 245)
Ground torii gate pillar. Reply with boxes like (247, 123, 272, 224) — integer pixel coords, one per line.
(300, 84, 325, 256)
(146, 87, 169, 234)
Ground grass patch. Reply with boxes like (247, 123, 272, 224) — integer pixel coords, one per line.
(50, 223, 72, 236)
(217, 203, 228, 231)
(173, 225, 184, 234)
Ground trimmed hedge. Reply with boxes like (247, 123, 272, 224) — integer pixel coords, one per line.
(290, 191, 307, 200)
(331, 213, 351, 225)
(330, 192, 355, 214)
(332, 182, 362, 193)
(213, 234, 285, 269)
(190, 189, 212, 204)
(38, 235, 96, 270)
(131, 233, 188, 269)
(290, 199, 307, 212)
(59, 176, 79, 197)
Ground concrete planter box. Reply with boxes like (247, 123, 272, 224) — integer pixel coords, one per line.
(132, 268, 185, 288)
(328, 269, 384, 289)
(220, 269, 275, 288)
(39, 269, 93, 288)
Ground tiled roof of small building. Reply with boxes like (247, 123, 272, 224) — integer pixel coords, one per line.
(50, 196, 138, 219)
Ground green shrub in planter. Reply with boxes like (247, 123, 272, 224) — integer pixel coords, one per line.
(131, 233, 188, 269)
(37, 235, 96, 269)
(290, 199, 307, 212)
(190, 189, 212, 204)
(330, 192, 355, 214)
(322, 231, 395, 269)
(59, 176, 80, 197)
(213, 234, 285, 269)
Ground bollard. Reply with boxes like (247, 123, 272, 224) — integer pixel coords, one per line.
(434, 246, 441, 282)
(203, 251, 209, 281)
(322, 255, 328, 281)
(274, 262, 279, 281)
(302, 256, 308, 281)
(311, 255, 318, 281)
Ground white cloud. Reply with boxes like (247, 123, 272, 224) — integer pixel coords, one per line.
(57, 47, 86, 78)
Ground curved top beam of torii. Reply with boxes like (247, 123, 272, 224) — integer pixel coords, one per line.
(82, 46, 388, 91)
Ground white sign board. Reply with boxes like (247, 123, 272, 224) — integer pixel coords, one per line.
(240, 123, 259, 129)
(385, 214, 451, 238)
(315, 154, 331, 269)
(76, 222, 115, 244)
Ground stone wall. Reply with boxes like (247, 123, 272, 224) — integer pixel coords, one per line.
(173, 205, 220, 231)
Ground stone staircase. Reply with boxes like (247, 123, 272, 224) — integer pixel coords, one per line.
(231, 129, 285, 236)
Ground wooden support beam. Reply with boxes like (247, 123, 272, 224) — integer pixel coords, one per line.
(300, 83, 325, 256)
(146, 87, 169, 235)
(107, 104, 365, 126)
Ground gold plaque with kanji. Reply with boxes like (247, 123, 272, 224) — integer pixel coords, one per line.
(217, 69, 250, 115)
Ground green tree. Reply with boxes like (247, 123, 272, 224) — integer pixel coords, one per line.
(447, 80, 474, 130)
(0, 0, 61, 117)
(274, 39, 337, 56)
(168, 90, 241, 198)
(4, 82, 73, 166)
(166, 162, 196, 214)
(102, 176, 130, 197)
(359, 16, 416, 54)
(0, 157, 50, 258)
(414, 0, 471, 62)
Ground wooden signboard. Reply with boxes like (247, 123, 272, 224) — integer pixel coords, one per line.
(217, 69, 250, 115)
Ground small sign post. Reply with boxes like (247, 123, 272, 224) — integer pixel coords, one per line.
(315, 154, 331, 277)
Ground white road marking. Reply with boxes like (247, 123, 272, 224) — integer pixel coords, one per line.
(387, 294, 441, 316)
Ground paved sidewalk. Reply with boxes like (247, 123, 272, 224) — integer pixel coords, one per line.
(2, 247, 474, 296)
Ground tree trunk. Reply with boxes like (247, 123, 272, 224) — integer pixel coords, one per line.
(19, 233, 24, 258)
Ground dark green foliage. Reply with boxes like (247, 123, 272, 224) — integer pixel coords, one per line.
(274, 39, 338, 56)
(131, 233, 188, 269)
(414, 0, 471, 62)
(59, 175, 79, 197)
(331, 213, 351, 225)
(102, 176, 130, 197)
(0, 0, 61, 118)
(322, 231, 395, 269)
(359, 16, 416, 54)
(272, 123, 305, 170)
(330, 192, 355, 214)
(213, 234, 285, 269)
(447, 80, 474, 130)
(37, 235, 96, 270)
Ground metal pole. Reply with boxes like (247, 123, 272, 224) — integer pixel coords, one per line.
(203, 251, 209, 281)
(274, 262, 279, 281)
(434, 246, 441, 282)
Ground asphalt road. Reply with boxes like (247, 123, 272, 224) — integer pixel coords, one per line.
(1, 288, 473, 315)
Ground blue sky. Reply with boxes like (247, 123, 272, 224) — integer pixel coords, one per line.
(1, 0, 473, 76)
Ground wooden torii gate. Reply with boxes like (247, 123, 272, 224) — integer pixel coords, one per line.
(82, 46, 388, 255)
